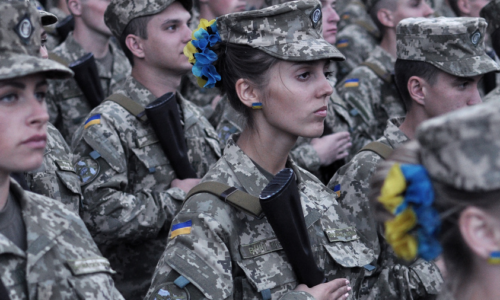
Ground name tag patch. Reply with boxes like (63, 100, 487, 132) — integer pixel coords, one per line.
(239, 237, 283, 259)
(325, 227, 359, 243)
(67, 257, 115, 276)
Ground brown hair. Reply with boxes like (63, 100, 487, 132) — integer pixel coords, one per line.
(120, 15, 154, 66)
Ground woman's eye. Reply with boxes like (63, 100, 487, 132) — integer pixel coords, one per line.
(324, 71, 333, 79)
(35, 92, 46, 102)
(0, 93, 18, 103)
(298, 72, 310, 80)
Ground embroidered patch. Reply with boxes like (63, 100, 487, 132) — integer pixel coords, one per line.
(333, 184, 341, 197)
(14, 14, 33, 44)
(67, 257, 115, 276)
(74, 157, 100, 185)
(344, 78, 359, 88)
(56, 160, 75, 172)
(325, 227, 359, 242)
(170, 220, 192, 239)
(84, 114, 101, 129)
(310, 5, 322, 28)
(470, 29, 481, 46)
(336, 39, 349, 48)
(153, 283, 188, 300)
(341, 12, 351, 20)
(239, 237, 283, 259)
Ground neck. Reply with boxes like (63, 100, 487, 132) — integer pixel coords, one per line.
(72, 22, 110, 59)
(455, 262, 500, 300)
(131, 63, 182, 98)
(57, 0, 70, 15)
(399, 107, 428, 140)
(199, 6, 217, 21)
(237, 121, 297, 175)
(379, 29, 397, 59)
(0, 171, 10, 211)
(245, 0, 264, 8)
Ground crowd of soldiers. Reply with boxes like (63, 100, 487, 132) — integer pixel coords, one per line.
(0, 0, 500, 299)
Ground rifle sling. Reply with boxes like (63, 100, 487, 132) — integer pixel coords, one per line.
(105, 94, 148, 122)
(358, 141, 393, 159)
(186, 182, 263, 218)
(360, 62, 392, 84)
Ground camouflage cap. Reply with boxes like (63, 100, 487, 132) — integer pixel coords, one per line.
(397, 17, 500, 77)
(416, 99, 500, 192)
(217, 0, 345, 61)
(0, 1, 72, 80)
(480, 0, 500, 34)
(105, 0, 193, 38)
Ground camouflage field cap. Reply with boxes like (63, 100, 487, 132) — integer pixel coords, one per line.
(397, 17, 500, 77)
(416, 100, 500, 192)
(480, 0, 500, 34)
(0, 1, 72, 80)
(217, 0, 345, 61)
(105, 0, 193, 38)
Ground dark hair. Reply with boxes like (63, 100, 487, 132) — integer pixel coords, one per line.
(369, 0, 397, 36)
(394, 59, 439, 111)
(448, 0, 462, 17)
(491, 28, 500, 55)
(119, 15, 154, 66)
(212, 42, 279, 128)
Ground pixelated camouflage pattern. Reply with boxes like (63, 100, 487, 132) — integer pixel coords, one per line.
(337, 0, 379, 38)
(335, 23, 379, 81)
(180, 72, 220, 119)
(484, 84, 500, 102)
(25, 123, 82, 214)
(104, 0, 192, 39)
(480, 0, 500, 34)
(337, 46, 404, 159)
(147, 136, 442, 300)
(46, 33, 131, 143)
(0, 1, 72, 80)
(416, 100, 500, 191)
(71, 75, 221, 299)
(0, 179, 124, 300)
(397, 17, 500, 77)
(217, 0, 345, 61)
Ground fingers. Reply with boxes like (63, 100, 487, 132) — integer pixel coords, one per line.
(330, 131, 351, 142)
(329, 279, 351, 300)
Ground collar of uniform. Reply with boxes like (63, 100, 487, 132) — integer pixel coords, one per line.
(382, 116, 409, 149)
(0, 232, 25, 257)
(223, 136, 304, 198)
(121, 75, 158, 108)
(365, 45, 396, 75)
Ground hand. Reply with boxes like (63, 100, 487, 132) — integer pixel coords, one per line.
(310, 132, 352, 166)
(171, 178, 202, 194)
(295, 279, 351, 300)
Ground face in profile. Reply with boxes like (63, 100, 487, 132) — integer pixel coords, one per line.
(0, 73, 49, 174)
(258, 59, 334, 139)
(321, 0, 340, 45)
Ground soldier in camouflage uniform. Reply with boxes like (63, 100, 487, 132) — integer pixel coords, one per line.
(46, 0, 131, 144)
(329, 16, 499, 298)
(336, 0, 434, 158)
(147, 2, 444, 299)
(71, 0, 221, 298)
(369, 97, 500, 300)
(482, 0, 500, 102)
(0, 2, 123, 299)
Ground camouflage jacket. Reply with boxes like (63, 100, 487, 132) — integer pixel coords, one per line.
(337, 46, 405, 159)
(47, 32, 131, 143)
(327, 118, 444, 299)
(335, 23, 380, 81)
(215, 90, 353, 175)
(484, 84, 500, 102)
(180, 73, 221, 119)
(71, 76, 221, 299)
(25, 123, 82, 214)
(0, 179, 123, 300)
(147, 136, 443, 300)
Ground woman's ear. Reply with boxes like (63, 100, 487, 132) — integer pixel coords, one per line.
(235, 78, 260, 108)
(407, 76, 426, 107)
(125, 34, 145, 59)
(460, 207, 500, 261)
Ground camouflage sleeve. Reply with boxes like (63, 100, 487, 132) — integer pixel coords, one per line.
(71, 115, 184, 246)
(291, 142, 322, 172)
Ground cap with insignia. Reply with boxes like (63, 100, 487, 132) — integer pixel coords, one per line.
(0, 1, 72, 80)
(104, 0, 193, 39)
(217, 0, 345, 61)
(416, 100, 500, 192)
(480, 0, 500, 34)
(396, 17, 500, 77)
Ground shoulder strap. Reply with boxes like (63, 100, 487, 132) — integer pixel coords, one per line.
(105, 94, 148, 122)
(186, 182, 263, 218)
(48, 52, 70, 67)
(358, 141, 393, 160)
(360, 61, 392, 84)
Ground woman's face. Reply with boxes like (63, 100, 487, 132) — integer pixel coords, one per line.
(321, 0, 340, 44)
(0, 73, 49, 174)
(259, 59, 334, 139)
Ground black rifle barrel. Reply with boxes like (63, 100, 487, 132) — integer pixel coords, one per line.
(260, 168, 325, 288)
(68, 53, 104, 109)
(56, 15, 74, 42)
(145, 92, 197, 179)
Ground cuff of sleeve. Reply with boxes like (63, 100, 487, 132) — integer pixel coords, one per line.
(410, 258, 444, 295)
(278, 291, 316, 300)
(167, 187, 187, 201)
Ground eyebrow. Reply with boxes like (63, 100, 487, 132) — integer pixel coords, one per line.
(0, 79, 48, 89)
(36, 80, 48, 88)
(453, 77, 475, 83)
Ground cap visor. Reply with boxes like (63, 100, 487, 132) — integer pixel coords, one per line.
(40, 10, 58, 26)
(0, 53, 73, 81)
(431, 53, 500, 77)
(258, 38, 346, 62)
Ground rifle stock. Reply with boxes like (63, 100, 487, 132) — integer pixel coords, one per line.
(68, 53, 104, 109)
(56, 15, 74, 42)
